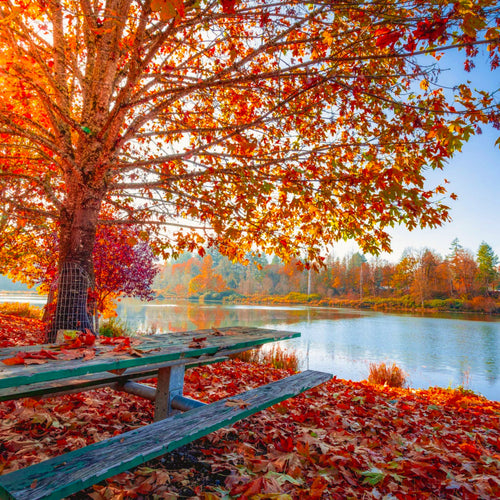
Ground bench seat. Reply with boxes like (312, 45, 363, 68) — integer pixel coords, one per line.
(0, 370, 332, 500)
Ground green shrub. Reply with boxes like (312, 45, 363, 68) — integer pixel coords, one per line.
(99, 318, 131, 337)
(400, 295, 416, 308)
(425, 299, 448, 310)
(444, 299, 464, 311)
(0, 302, 43, 319)
(199, 290, 241, 302)
(222, 293, 245, 303)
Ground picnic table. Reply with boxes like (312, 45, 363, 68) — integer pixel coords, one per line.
(0, 326, 332, 500)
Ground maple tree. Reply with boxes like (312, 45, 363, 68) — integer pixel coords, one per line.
(1, 0, 499, 333)
(448, 240, 479, 297)
(90, 225, 158, 327)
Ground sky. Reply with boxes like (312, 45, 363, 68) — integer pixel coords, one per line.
(336, 123, 500, 263)
(335, 48, 500, 263)
(385, 129, 499, 261)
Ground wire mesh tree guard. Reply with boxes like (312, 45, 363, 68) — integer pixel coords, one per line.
(48, 261, 95, 341)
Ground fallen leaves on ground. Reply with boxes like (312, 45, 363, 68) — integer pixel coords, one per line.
(0, 315, 499, 498)
(0, 314, 45, 347)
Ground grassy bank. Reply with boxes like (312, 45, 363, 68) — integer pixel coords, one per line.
(218, 292, 500, 315)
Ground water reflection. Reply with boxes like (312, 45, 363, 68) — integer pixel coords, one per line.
(118, 300, 365, 333)
(117, 300, 500, 401)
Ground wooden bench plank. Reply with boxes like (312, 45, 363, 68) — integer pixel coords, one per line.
(0, 370, 332, 500)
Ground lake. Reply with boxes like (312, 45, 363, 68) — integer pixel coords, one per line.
(2, 294, 499, 401)
(114, 299, 500, 401)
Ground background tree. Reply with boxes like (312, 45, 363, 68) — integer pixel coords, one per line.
(476, 241, 500, 293)
(188, 254, 227, 296)
(433, 258, 453, 298)
(154, 254, 203, 297)
(0, 0, 499, 338)
(233, 255, 269, 295)
(391, 249, 418, 296)
(448, 244, 478, 298)
(344, 252, 368, 298)
(275, 259, 307, 295)
(323, 254, 347, 296)
(410, 249, 441, 306)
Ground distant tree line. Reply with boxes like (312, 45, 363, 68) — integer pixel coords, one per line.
(3, 238, 497, 313)
(154, 240, 499, 307)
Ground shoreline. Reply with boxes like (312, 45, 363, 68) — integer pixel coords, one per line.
(182, 293, 500, 317)
(1, 290, 499, 317)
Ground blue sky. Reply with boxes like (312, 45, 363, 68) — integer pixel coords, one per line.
(338, 47, 500, 263)
(337, 123, 500, 263)
(383, 129, 500, 261)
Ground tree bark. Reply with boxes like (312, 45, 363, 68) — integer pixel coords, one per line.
(47, 181, 105, 341)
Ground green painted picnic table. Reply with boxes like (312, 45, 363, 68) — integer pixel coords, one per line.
(0, 326, 300, 419)
(0, 326, 334, 500)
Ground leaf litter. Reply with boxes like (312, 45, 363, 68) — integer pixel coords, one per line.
(0, 315, 499, 498)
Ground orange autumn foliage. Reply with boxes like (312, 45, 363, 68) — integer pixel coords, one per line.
(188, 255, 227, 295)
(367, 361, 408, 388)
(1, 1, 500, 335)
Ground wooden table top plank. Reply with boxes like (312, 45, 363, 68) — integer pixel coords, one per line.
(0, 327, 299, 390)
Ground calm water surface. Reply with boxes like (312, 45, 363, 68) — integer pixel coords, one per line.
(115, 300, 500, 401)
(3, 294, 498, 400)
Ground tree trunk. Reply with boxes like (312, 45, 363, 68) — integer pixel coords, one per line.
(42, 287, 55, 323)
(47, 184, 104, 342)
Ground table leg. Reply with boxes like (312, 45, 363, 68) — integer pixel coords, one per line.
(154, 365, 185, 421)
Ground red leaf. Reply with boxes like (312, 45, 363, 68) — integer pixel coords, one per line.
(112, 337, 131, 352)
(309, 476, 328, 499)
(221, 0, 237, 14)
(81, 330, 96, 346)
(2, 355, 25, 365)
(189, 336, 208, 348)
(65, 337, 82, 349)
(83, 349, 96, 361)
(375, 27, 403, 49)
